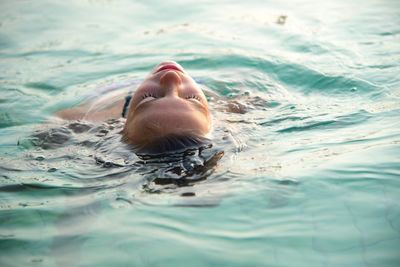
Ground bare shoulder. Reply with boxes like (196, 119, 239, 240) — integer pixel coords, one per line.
(56, 91, 129, 121)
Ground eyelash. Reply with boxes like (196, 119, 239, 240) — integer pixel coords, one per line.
(141, 92, 157, 99)
(186, 95, 201, 101)
(141, 93, 200, 101)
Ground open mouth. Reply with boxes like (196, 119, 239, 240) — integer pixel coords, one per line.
(155, 63, 184, 74)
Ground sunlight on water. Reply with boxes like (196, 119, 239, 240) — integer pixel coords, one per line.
(1, 0, 399, 266)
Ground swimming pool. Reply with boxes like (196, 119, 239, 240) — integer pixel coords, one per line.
(1, 0, 399, 266)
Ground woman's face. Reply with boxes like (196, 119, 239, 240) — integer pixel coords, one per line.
(123, 61, 211, 145)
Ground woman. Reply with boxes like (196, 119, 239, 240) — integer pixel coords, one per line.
(56, 61, 212, 154)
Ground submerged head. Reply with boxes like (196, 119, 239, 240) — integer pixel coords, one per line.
(122, 61, 211, 153)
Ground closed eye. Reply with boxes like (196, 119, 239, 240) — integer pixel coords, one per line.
(136, 92, 159, 108)
(141, 92, 158, 100)
(185, 95, 201, 101)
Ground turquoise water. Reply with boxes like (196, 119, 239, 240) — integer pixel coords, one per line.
(1, 0, 400, 266)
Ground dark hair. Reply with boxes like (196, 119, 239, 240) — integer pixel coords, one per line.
(130, 134, 211, 156)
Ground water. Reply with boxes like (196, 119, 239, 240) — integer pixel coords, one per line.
(1, 0, 400, 266)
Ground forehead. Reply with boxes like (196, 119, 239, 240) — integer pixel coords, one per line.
(132, 99, 210, 138)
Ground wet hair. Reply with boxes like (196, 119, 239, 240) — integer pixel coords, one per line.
(128, 134, 211, 156)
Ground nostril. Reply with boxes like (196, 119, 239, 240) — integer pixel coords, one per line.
(160, 71, 183, 97)
(160, 70, 182, 85)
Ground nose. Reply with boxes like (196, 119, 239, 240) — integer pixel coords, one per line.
(159, 71, 182, 97)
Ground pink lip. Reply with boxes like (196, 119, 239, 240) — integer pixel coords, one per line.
(155, 63, 184, 74)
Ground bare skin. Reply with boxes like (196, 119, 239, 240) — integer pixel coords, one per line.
(56, 90, 127, 121)
(56, 61, 212, 147)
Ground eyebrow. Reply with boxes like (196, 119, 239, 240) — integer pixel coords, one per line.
(188, 99, 209, 115)
(133, 97, 159, 113)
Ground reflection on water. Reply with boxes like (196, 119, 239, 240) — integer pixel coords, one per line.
(1, 0, 400, 266)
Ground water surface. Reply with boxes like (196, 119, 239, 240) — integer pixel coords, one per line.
(1, 0, 400, 266)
